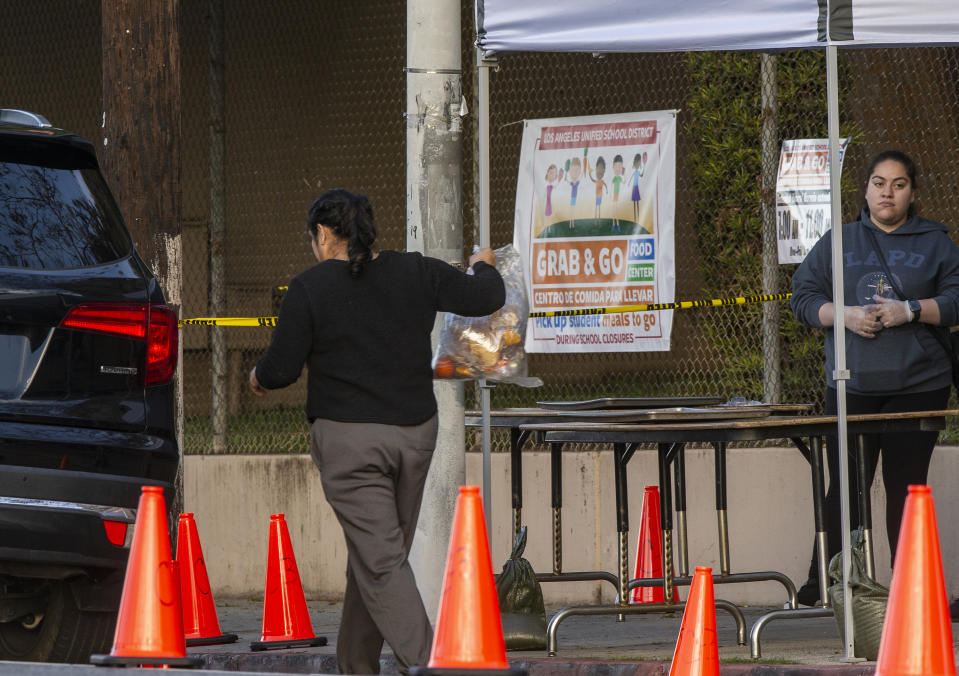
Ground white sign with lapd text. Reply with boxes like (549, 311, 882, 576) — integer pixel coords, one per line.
(776, 138, 849, 264)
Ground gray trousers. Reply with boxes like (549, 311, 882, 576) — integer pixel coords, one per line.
(310, 415, 438, 675)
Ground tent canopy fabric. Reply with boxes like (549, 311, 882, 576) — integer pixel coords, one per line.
(475, 0, 959, 54)
(472, 0, 959, 658)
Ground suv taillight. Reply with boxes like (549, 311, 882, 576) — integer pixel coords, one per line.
(60, 303, 179, 386)
(146, 305, 178, 385)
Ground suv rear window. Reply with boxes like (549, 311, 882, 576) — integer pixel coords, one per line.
(0, 138, 132, 269)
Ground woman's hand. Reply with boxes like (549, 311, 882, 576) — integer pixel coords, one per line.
(469, 248, 496, 268)
(249, 367, 267, 397)
(843, 305, 882, 338)
(872, 295, 912, 329)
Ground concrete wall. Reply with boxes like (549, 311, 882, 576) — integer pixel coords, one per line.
(185, 445, 959, 607)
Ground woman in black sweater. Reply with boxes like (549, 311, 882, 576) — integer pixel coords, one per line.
(250, 189, 505, 674)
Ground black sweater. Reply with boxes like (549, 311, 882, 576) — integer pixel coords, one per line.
(255, 250, 506, 425)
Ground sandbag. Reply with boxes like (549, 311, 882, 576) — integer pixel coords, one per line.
(827, 529, 888, 661)
(495, 526, 547, 650)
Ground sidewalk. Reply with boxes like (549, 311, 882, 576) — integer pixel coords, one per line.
(188, 598, 959, 674)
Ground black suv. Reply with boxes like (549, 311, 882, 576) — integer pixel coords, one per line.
(0, 109, 179, 662)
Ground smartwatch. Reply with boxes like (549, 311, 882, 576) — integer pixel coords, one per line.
(908, 300, 921, 322)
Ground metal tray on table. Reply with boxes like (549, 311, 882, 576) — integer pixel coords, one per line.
(552, 406, 774, 423)
(536, 396, 724, 411)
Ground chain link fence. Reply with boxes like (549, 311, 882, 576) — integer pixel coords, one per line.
(3, 2, 958, 454)
(0, 2, 101, 147)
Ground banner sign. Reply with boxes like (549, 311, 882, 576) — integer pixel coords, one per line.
(514, 111, 677, 353)
(776, 137, 849, 264)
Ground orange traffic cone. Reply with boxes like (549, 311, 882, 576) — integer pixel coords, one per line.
(91, 486, 202, 667)
(668, 566, 719, 676)
(631, 485, 678, 604)
(250, 513, 327, 651)
(410, 486, 525, 675)
(176, 513, 237, 646)
(874, 485, 956, 676)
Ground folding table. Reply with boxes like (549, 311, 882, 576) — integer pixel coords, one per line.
(521, 409, 955, 656)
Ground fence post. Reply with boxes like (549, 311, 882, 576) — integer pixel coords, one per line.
(208, 0, 228, 453)
(760, 52, 782, 404)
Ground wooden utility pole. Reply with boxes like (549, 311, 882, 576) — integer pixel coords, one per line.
(101, 0, 184, 515)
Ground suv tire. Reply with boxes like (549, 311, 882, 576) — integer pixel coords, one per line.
(0, 580, 115, 663)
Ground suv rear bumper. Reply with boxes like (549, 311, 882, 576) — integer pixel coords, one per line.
(0, 463, 174, 509)
(0, 497, 133, 571)
(0, 464, 175, 573)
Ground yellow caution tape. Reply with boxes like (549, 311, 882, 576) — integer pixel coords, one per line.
(179, 316, 277, 328)
(178, 293, 791, 327)
(527, 292, 792, 318)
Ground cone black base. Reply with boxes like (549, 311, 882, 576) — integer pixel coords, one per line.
(249, 635, 327, 651)
(91, 653, 204, 667)
(410, 667, 527, 675)
(186, 632, 239, 646)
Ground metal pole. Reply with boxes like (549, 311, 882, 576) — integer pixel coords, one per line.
(760, 53, 781, 404)
(208, 0, 228, 454)
(826, 43, 859, 662)
(477, 50, 495, 543)
(405, 0, 465, 624)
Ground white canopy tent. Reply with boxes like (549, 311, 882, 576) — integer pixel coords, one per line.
(472, 0, 959, 660)
(477, 0, 959, 53)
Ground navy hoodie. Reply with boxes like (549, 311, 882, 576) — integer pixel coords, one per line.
(791, 210, 959, 395)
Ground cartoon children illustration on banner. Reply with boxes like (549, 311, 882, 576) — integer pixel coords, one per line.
(533, 145, 657, 240)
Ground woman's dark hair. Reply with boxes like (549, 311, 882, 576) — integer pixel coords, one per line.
(864, 149, 919, 218)
(307, 188, 377, 277)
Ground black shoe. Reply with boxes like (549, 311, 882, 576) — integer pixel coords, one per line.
(796, 577, 820, 607)
(950, 598, 959, 622)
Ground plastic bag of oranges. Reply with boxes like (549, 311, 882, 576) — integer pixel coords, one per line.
(432, 244, 541, 386)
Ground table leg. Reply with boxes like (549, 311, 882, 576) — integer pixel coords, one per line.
(809, 436, 829, 608)
(509, 428, 529, 541)
(747, 435, 833, 658)
(855, 433, 875, 578)
(519, 433, 619, 600)
(749, 606, 834, 658)
(551, 441, 563, 575)
(657, 442, 675, 604)
(614, 443, 631, 611)
(548, 599, 747, 657)
(673, 444, 689, 578)
(713, 441, 730, 576)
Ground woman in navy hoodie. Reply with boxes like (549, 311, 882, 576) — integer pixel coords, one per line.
(790, 149, 959, 606)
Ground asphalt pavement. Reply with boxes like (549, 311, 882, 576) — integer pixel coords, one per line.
(184, 597, 959, 674)
(4, 598, 954, 675)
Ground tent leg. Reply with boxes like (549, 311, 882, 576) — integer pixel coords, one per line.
(477, 51, 497, 539)
(826, 42, 862, 664)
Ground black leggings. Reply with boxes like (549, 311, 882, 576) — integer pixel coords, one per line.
(810, 385, 950, 577)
